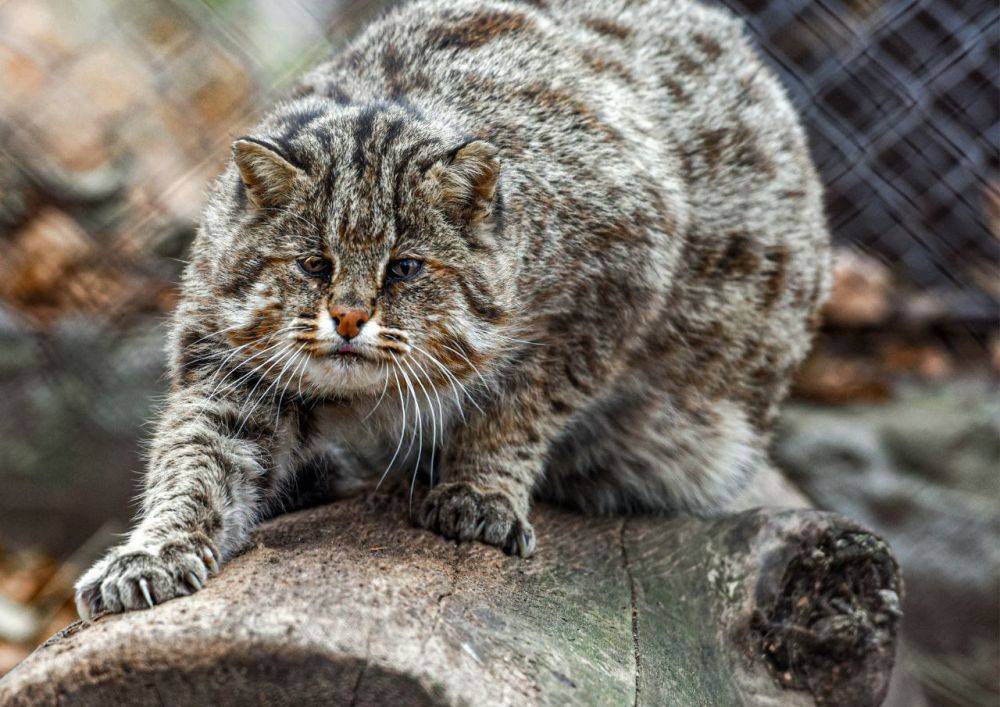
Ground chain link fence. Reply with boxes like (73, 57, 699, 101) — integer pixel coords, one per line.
(0, 0, 394, 324)
(723, 0, 997, 295)
(0, 0, 996, 326)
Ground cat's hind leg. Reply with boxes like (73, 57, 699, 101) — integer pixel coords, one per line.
(540, 390, 767, 516)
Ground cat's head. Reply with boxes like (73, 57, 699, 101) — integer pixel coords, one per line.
(190, 102, 515, 400)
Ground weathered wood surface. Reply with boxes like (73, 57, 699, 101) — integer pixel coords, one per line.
(0, 494, 900, 706)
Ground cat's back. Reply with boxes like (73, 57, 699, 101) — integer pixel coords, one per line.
(303, 0, 822, 235)
(308, 0, 786, 136)
(302, 0, 668, 152)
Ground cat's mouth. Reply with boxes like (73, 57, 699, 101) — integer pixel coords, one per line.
(327, 343, 371, 363)
(334, 351, 364, 359)
(296, 328, 410, 367)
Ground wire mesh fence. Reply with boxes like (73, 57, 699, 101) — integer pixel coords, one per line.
(0, 0, 995, 330)
(0, 0, 385, 321)
(718, 0, 998, 308)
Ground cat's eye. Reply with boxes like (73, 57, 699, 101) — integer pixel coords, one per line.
(386, 258, 424, 282)
(297, 255, 332, 278)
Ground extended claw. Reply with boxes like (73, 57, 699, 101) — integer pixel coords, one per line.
(421, 506, 435, 529)
(201, 546, 219, 574)
(516, 531, 530, 558)
(186, 572, 203, 590)
(138, 578, 155, 609)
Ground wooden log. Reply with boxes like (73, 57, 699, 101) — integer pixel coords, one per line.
(0, 493, 900, 706)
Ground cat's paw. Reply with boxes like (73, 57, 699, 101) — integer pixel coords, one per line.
(74, 534, 220, 620)
(420, 482, 536, 557)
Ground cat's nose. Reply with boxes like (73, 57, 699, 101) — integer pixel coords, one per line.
(329, 305, 369, 340)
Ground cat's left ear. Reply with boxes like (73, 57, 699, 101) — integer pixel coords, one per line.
(232, 137, 305, 208)
(425, 140, 501, 225)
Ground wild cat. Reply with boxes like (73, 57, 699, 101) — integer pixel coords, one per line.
(75, 0, 830, 617)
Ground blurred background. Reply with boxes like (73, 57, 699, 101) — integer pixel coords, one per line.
(0, 0, 995, 703)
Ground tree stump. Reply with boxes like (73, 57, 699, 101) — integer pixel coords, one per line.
(0, 495, 901, 706)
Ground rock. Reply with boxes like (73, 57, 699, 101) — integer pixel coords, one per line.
(0, 315, 166, 556)
(792, 352, 893, 405)
(0, 598, 37, 645)
(774, 386, 1000, 704)
(823, 248, 893, 328)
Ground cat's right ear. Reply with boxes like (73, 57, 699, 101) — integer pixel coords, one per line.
(232, 137, 305, 208)
(422, 139, 501, 226)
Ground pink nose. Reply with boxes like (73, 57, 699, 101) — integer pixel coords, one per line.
(329, 305, 369, 340)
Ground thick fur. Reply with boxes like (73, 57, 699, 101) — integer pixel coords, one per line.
(76, 0, 830, 618)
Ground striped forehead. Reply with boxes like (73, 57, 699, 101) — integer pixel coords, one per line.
(345, 105, 410, 175)
(261, 100, 426, 175)
(254, 100, 448, 250)
(324, 143, 399, 252)
(321, 108, 444, 247)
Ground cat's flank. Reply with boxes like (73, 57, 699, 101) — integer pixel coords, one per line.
(76, 0, 829, 617)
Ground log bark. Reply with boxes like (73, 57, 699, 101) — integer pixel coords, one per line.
(0, 493, 901, 706)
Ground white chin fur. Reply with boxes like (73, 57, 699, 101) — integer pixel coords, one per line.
(302, 357, 386, 396)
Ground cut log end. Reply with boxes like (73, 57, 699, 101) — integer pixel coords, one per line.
(750, 529, 901, 706)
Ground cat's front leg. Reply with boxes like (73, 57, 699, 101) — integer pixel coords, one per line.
(420, 391, 551, 557)
(74, 388, 291, 618)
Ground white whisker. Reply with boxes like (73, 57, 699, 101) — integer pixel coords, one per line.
(244, 348, 303, 438)
(492, 332, 544, 347)
(440, 343, 490, 391)
(394, 358, 423, 512)
(410, 342, 482, 417)
(362, 362, 391, 421)
(294, 347, 312, 398)
(181, 322, 250, 350)
(375, 364, 408, 492)
(402, 356, 439, 490)
(233, 345, 296, 433)
(212, 340, 290, 401)
(206, 323, 305, 399)
(273, 346, 308, 429)
(409, 355, 447, 488)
